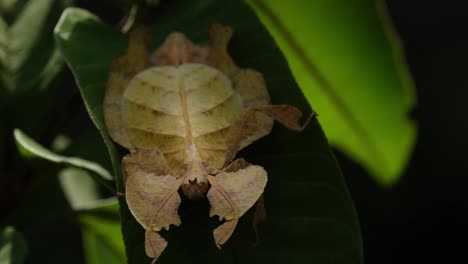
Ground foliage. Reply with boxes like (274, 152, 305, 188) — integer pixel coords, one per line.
(54, 1, 363, 262)
(12, 130, 124, 264)
(249, 0, 416, 185)
(0, 0, 416, 263)
(0, 226, 28, 264)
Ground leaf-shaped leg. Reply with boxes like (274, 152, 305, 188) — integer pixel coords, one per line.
(123, 150, 183, 262)
(104, 26, 151, 149)
(207, 161, 268, 248)
(231, 69, 274, 151)
(224, 105, 315, 166)
(252, 194, 267, 246)
(145, 230, 168, 263)
(207, 23, 238, 76)
(207, 24, 270, 104)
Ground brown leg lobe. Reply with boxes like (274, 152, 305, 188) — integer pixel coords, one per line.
(213, 218, 239, 249)
(207, 162, 268, 248)
(104, 26, 151, 149)
(252, 194, 267, 246)
(207, 24, 238, 77)
(127, 26, 151, 68)
(123, 149, 182, 261)
(145, 230, 168, 263)
(224, 105, 315, 166)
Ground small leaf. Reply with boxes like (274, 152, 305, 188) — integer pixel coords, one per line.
(59, 167, 101, 210)
(50, 133, 72, 153)
(55, 2, 362, 264)
(207, 164, 267, 247)
(78, 199, 126, 264)
(13, 129, 113, 182)
(0, 226, 28, 264)
(248, 0, 416, 185)
(1, 159, 85, 264)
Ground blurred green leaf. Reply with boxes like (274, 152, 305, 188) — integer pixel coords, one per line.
(55, 3, 362, 264)
(61, 128, 114, 178)
(249, 0, 416, 185)
(0, 0, 20, 13)
(2, 154, 84, 264)
(0, 0, 70, 94)
(78, 199, 126, 264)
(13, 129, 113, 182)
(50, 134, 72, 153)
(0, 226, 27, 264)
(0, 0, 46, 20)
(59, 167, 101, 210)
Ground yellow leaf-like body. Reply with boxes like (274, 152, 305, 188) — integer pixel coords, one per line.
(122, 63, 243, 171)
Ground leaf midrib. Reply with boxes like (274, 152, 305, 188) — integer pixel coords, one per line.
(249, 0, 387, 173)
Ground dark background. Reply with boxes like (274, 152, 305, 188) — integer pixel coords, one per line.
(341, 1, 468, 263)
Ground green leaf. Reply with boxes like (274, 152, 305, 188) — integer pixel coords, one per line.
(13, 129, 113, 183)
(0, 0, 20, 13)
(1, 161, 84, 264)
(0, 0, 69, 94)
(55, 2, 362, 264)
(59, 167, 101, 210)
(248, 0, 416, 186)
(0, 226, 28, 264)
(78, 199, 126, 264)
(61, 129, 114, 179)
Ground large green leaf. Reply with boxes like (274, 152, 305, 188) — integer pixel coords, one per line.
(0, 227, 27, 264)
(0, 0, 69, 95)
(55, 2, 362, 264)
(248, 0, 416, 185)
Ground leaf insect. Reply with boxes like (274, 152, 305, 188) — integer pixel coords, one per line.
(104, 23, 313, 263)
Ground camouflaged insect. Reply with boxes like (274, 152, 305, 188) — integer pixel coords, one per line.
(104, 24, 311, 263)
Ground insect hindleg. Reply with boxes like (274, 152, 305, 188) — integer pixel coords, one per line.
(123, 149, 183, 262)
(207, 161, 268, 248)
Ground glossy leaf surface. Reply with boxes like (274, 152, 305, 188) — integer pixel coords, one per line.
(249, 0, 416, 185)
(14, 129, 113, 183)
(0, 227, 27, 264)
